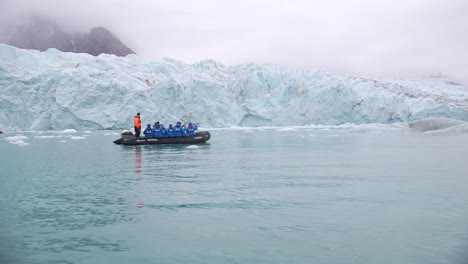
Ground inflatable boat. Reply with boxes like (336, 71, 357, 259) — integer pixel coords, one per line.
(113, 131, 210, 145)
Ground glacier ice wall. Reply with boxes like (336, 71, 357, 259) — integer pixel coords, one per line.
(0, 44, 467, 130)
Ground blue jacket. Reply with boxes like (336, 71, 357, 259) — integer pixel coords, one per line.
(143, 127, 153, 138)
(173, 124, 186, 137)
(166, 125, 175, 137)
(186, 123, 198, 136)
(152, 125, 167, 138)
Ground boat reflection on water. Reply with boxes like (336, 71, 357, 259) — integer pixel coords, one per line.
(134, 146, 142, 175)
(134, 146, 144, 208)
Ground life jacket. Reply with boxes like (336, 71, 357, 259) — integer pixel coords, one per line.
(133, 115, 141, 128)
(153, 125, 162, 133)
(186, 124, 197, 136)
(166, 126, 174, 137)
(173, 125, 183, 137)
(152, 125, 166, 138)
(143, 127, 153, 138)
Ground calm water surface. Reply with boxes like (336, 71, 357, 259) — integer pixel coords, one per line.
(1, 127, 467, 264)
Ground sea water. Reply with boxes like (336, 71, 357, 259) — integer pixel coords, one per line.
(0, 127, 467, 264)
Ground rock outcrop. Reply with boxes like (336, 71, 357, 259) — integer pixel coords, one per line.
(7, 17, 135, 57)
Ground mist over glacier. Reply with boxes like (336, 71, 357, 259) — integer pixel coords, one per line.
(0, 43, 467, 131)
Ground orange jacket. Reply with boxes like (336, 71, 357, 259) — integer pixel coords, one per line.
(133, 115, 141, 128)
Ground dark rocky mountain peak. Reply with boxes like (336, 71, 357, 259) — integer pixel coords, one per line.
(6, 17, 135, 57)
(85, 26, 135, 56)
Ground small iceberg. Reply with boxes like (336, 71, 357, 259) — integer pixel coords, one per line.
(5, 135, 29, 146)
(62, 129, 78, 134)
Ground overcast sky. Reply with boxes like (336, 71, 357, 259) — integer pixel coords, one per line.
(0, 0, 467, 82)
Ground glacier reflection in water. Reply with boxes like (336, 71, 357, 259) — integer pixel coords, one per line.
(0, 126, 467, 264)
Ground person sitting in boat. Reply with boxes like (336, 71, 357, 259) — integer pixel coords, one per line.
(152, 121, 160, 131)
(143, 124, 153, 138)
(185, 122, 198, 136)
(152, 122, 167, 138)
(166, 124, 175, 137)
(173, 122, 186, 137)
(153, 121, 167, 130)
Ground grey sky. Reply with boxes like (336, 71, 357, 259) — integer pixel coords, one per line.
(1, 0, 467, 83)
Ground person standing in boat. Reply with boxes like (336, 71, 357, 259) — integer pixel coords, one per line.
(133, 112, 141, 138)
(143, 124, 153, 138)
(185, 122, 198, 136)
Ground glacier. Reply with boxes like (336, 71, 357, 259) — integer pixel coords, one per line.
(0, 43, 467, 131)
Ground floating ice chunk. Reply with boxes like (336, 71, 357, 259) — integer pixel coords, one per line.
(278, 127, 297, 131)
(9, 140, 30, 146)
(186, 145, 199, 149)
(105, 132, 120, 136)
(84, 130, 92, 134)
(62, 129, 77, 134)
(70, 136, 86, 140)
(5, 135, 28, 140)
(5, 135, 29, 146)
(34, 135, 62, 138)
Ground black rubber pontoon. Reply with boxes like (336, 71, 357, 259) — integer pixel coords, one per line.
(113, 131, 210, 145)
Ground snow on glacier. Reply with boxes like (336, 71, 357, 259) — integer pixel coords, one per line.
(0, 43, 467, 131)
